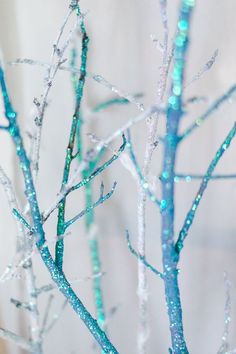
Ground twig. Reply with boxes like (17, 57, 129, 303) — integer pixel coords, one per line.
(160, 1, 194, 352)
(55, 6, 89, 270)
(180, 84, 236, 141)
(126, 231, 163, 278)
(176, 123, 236, 253)
(217, 272, 231, 354)
(0, 52, 118, 353)
(185, 49, 218, 88)
(42, 135, 126, 223)
(0, 328, 32, 351)
(64, 182, 117, 230)
(174, 173, 236, 181)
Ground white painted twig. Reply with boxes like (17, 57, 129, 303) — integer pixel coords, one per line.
(137, 1, 170, 351)
(0, 166, 42, 352)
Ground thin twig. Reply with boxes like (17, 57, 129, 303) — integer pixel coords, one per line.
(176, 123, 236, 254)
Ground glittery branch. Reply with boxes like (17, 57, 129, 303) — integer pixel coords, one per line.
(126, 231, 163, 278)
(217, 272, 231, 354)
(0, 59, 118, 354)
(0, 167, 41, 350)
(34, 272, 104, 297)
(175, 122, 236, 254)
(31, 8, 80, 185)
(12, 208, 34, 232)
(0, 166, 24, 249)
(55, 5, 89, 271)
(40, 294, 54, 336)
(160, 1, 195, 352)
(95, 105, 162, 152)
(71, 49, 108, 335)
(72, 135, 126, 191)
(64, 182, 117, 230)
(174, 173, 236, 181)
(42, 300, 68, 336)
(42, 135, 126, 224)
(11, 58, 145, 112)
(180, 83, 236, 141)
(126, 130, 160, 206)
(92, 94, 143, 113)
(133, 5, 170, 346)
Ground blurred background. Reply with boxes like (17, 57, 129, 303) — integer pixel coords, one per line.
(0, 0, 236, 353)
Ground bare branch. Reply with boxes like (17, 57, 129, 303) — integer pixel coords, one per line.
(176, 122, 236, 254)
(64, 182, 117, 230)
(126, 231, 163, 278)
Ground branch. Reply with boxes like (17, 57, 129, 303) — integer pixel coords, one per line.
(0, 46, 118, 354)
(126, 130, 160, 206)
(174, 173, 236, 181)
(64, 182, 117, 230)
(34, 272, 104, 296)
(125, 231, 163, 278)
(91, 74, 145, 112)
(180, 84, 236, 141)
(175, 122, 236, 254)
(94, 105, 163, 152)
(42, 134, 126, 223)
(12, 208, 34, 232)
(29, 5, 81, 187)
(92, 94, 143, 113)
(55, 6, 89, 270)
(11, 58, 145, 112)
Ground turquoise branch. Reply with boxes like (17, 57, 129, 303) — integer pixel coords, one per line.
(55, 4, 89, 270)
(71, 19, 132, 344)
(72, 136, 126, 192)
(126, 231, 163, 278)
(64, 182, 117, 230)
(175, 122, 236, 253)
(0, 66, 118, 354)
(160, 1, 195, 352)
(12, 208, 34, 232)
(174, 173, 236, 181)
(75, 112, 107, 336)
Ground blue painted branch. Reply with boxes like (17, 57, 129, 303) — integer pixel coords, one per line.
(161, 0, 195, 352)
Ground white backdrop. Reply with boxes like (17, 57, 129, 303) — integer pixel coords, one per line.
(0, 1, 236, 353)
